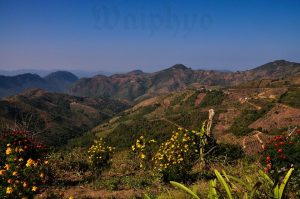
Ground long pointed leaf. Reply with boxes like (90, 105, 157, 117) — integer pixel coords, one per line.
(258, 170, 274, 186)
(214, 170, 233, 199)
(278, 168, 294, 199)
(228, 175, 251, 191)
(208, 179, 218, 199)
(249, 182, 262, 199)
(170, 181, 200, 199)
(144, 194, 151, 199)
(221, 170, 230, 182)
(274, 184, 279, 199)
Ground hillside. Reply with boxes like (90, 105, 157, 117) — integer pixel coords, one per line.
(0, 73, 49, 98)
(0, 71, 78, 98)
(69, 60, 300, 102)
(69, 77, 300, 153)
(0, 89, 129, 146)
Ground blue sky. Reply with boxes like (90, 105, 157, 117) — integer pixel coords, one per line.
(0, 0, 300, 72)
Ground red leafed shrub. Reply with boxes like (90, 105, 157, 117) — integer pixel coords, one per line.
(0, 130, 49, 198)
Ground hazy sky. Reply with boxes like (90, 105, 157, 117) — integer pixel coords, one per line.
(0, 0, 300, 72)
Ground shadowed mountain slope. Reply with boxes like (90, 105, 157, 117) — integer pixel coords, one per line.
(0, 71, 78, 98)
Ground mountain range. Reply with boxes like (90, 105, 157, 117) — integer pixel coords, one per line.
(0, 69, 114, 78)
(69, 60, 300, 102)
(0, 71, 78, 98)
(1, 60, 300, 101)
(0, 59, 299, 148)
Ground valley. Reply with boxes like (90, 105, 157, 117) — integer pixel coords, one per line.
(1, 60, 300, 198)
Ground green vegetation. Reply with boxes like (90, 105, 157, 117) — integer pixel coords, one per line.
(0, 91, 129, 147)
(199, 90, 225, 108)
(279, 87, 300, 108)
(105, 119, 177, 149)
(88, 138, 114, 174)
(1, 84, 300, 198)
(166, 110, 208, 130)
(228, 103, 274, 136)
(167, 168, 294, 199)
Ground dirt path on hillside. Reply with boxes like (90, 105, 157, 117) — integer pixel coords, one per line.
(149, 117, 182, 128)
(195, 93, 206, 107)
(246, 101, 261, 110)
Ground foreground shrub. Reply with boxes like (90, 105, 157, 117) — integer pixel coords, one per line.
(0, 130, 49, 198)
(47, 147, 90, 183)
(131, 136, 156, 170)
(260, 131, 300, 176)
(88, 138, 114, 174)
(260, 130, 300, 196)
(152, 127, 203, 182)
(207, 143, 244, 164)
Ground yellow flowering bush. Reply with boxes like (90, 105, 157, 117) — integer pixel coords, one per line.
(131, 136, 156, 169)
(152, 127, 203, 182)
(88, 138, 114, 174)
(0, 130, 49, 198)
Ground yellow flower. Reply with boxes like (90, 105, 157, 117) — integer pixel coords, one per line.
(141, 154, 146, 159)
(12, 171, 18, 176)
(26, 158, 35, 167)
(0, 170, 5, 175)
(40, 173, 45, 178)
(5, 164, 10, 170)
(32, 186, 38, 192)
(7, 143, 11, 147)
(6, 147, 12, 155)
(23, 182, 28, 188)
(6, 187, 13, 194)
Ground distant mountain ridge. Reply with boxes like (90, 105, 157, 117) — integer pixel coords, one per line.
(44, 71, 79, 92)
(69, 60, 300, 102)
(0, 69, 114, 78)
(0, 71, 78, 98)
(1, 60, 300, 100)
